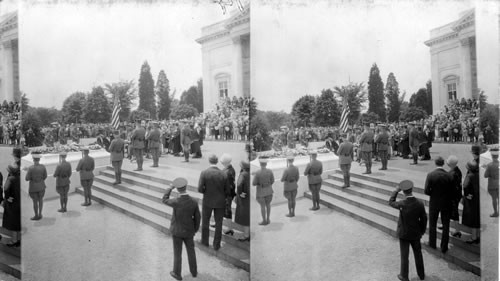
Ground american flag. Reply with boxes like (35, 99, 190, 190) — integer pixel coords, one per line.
(340, 102, 350, 133)
(111, 95, 121, 129)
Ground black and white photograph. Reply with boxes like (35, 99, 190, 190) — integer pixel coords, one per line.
(19, 1, 249, 280)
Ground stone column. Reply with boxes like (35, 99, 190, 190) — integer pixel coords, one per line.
(232, 35, 243, 98)
(459, 37, 473, 100)
(1, 40, 14, 103)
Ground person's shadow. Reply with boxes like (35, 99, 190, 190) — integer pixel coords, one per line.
(33, 216, 56, 227)
(62, 210, 81, 218)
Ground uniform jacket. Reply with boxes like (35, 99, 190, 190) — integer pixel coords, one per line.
(131, 127, 146, 149)
(53, 161, 72, 186)
(163, 190, 201, 238)
(252, 168, 275, 198)
(337, 141, 354, 165)
(198, 166, 231, 209)
(359, 130, 374, 152)
(409, 128, 419, 148)
(375, 132, 390, 151)
(389, 191, 427, 240)
(76, 156, 95, 180)
(485, 160, 499, 191)
(147, 129, 162, 149)
(109, 137, 125, 162)
(424, 168, 454, 210)
(281, 165, 299, 191)
(304, 159, 323, 185)
(180, 126, 193, 146)
(26, 164, 47, 193)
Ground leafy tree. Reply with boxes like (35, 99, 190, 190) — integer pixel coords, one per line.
(129, 108, 150, 122)
(426, 80, 433, 114)
(83, 86, 111, 123)
(104, 80, 137, 121)
(22, 108, 44, 147)
(333, 82, 367, 124)
(32, 107, 61, 127)
(399, 106, 428, 122)
(480, 103, 499, 144)
(314, 89, 341, 127)
(250, 111, 272, 151)
(262, 110, 292, 131)
(170, 104, 199, 120)
(180, 84, 203, 113)
(367, 63, 386, 121)
(156, 70, 171, 120)
(385, 73, 401, 122)
(400, 101, 409, 119)
(409, 88, 428, 110)
(291, 95, 316, 127)
(61, 92, 86, 124)
(138, 61, 156, 118)
(360, 111, 380, 124)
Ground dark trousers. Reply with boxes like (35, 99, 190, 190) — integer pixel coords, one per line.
(134, 148, 144, 169)
(172, 235, 197, 276)
(362, 151, 372, 172)
(379, 150, 388, 169)
(340, 163, 351, 186)
(112, 160, 122, 182)
(150, 147, 160, 166)
(201, 205, 224, 247)
(428, 205, 451, 251)
(182, 145, 190, 161)
(399, 239, 425, 279)
(410, 147, 418, 164)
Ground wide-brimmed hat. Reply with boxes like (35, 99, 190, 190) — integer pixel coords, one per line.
(466, 161, 478, 172)
(240, 160, 250, 170)
(220, 153, 232, 165)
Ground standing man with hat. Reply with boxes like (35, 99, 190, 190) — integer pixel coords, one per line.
(409, 122, 419, 165)
(198, 154, 231, 250)
(76, 147, 95, 206)
(375, 124, 390, 170)
(147, 121, 162, 168)
(163, 177, 201, 281)
(53, 151, 72, 212)
(180, 121, 193, 163)
(26, 152, 47, 220)
(389, 180, 427, 281)
(359, 123, 374, 174)
(337, 134, 353, 188)
(484, 145, 499, 217)
(253, 157, 274, 224)
(281, 155, 299, 217)
(131, 120, 146, 171)
(304, 150, 323, 210)
(109, 130, 125, 184)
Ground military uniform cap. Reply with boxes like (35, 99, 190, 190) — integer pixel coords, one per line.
(286, 154, 295, 161)
(259, 157, 269, 164)
(399, 180, 414, 191)
(172, 177, 188, 190)
(31, 152, 42, 159)
(59, 151, 67, 156)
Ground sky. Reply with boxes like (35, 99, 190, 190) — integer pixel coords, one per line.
(19, 0, 233, 109)
(252, 0, 498, 112)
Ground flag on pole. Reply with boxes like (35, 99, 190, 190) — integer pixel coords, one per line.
(340, 102, 350, 133)
(111, 95, 121, 129)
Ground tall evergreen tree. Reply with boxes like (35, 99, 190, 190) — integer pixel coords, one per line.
(367, 63, 386, 121)
(426, 80, 433, 115)
(156, 70, 171, 120)
(409, 88, 428, 111)
(385, 72, 401, 122)
(138, 61, 156, 118)
(180, 85, 203, 113)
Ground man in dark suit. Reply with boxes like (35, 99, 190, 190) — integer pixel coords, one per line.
(198, 154, 231, 250)
(304, 150, 323, 211)
(409, 122, 419, 165)
(131, 120, 146, 171)
(147, 122, 162, 167)
(375, 124, 390, 170)
(109, 130, 125, 184)
(359, 124, 374, 174)
(337, 134, 353, 188)
(424, 156, 454, 253)
(389, 180, 427, 281)
(163, 177, 201, 281)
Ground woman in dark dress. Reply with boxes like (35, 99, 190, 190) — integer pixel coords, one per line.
(235, 160, 250, 241)
(3, 148, 21, 247)
(462, 161, 480, 244)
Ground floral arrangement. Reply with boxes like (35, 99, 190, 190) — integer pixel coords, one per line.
(257, 146, 332, 159)
(29, 143, 102, 155)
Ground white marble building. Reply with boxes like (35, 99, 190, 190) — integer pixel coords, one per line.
(0, 11, 18, 103)
(425, 9, 477, 114)
(196, 4, 250, 112)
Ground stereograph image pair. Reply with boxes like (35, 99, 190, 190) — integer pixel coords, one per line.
(0, 0, 497, 281)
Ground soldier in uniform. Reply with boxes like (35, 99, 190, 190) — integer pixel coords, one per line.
(484, 146, 499, 217)
(337, 134, 353, 188)
(375, 124, 390, 170)
(147, 122, 162, 167)
(131, 120, 146, 171)
(409, 122, 419, 165)
(304, 150, 323, 210)
(25, 152, 47, 220)
(359, 123, 374, 174)
(180, 121, 193, 163)
(252, 157, 274, 225)
(53, 151, 72, 212)
(76, 147, 95, 206)
(281, 155, 299, 217)
(287, 128, 296, 149)
(109, 130, 125, 184)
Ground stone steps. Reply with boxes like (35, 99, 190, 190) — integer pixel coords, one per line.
(77, 167, 249, 271)
(306, 170, 481, 275)
(0, 224, 20, 278)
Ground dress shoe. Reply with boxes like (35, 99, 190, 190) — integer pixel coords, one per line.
(258, 221, 267, 225)
(191, 272, 197, 278)
(397, 274, 409, 281)
(441, 247, 448, 254)
(285, 213, 293, 217)
(81, 202, 88, 206)
(362, 171, 371, 174)
(238, 237, 250, 242)
(57, 208, 64, 213)
(112, 181, 119, 185)
(419, 274, 425, 280)
(30, 216, 38, 221)
(409, 162, 417, 165)
(150, 165, 158, 168)
(170, 271, 182, 281)
(213, 244, 221, 251)
(425, 242, 436, 249)
(490, 213, 499, 217)
(133, 168, 142, 171)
